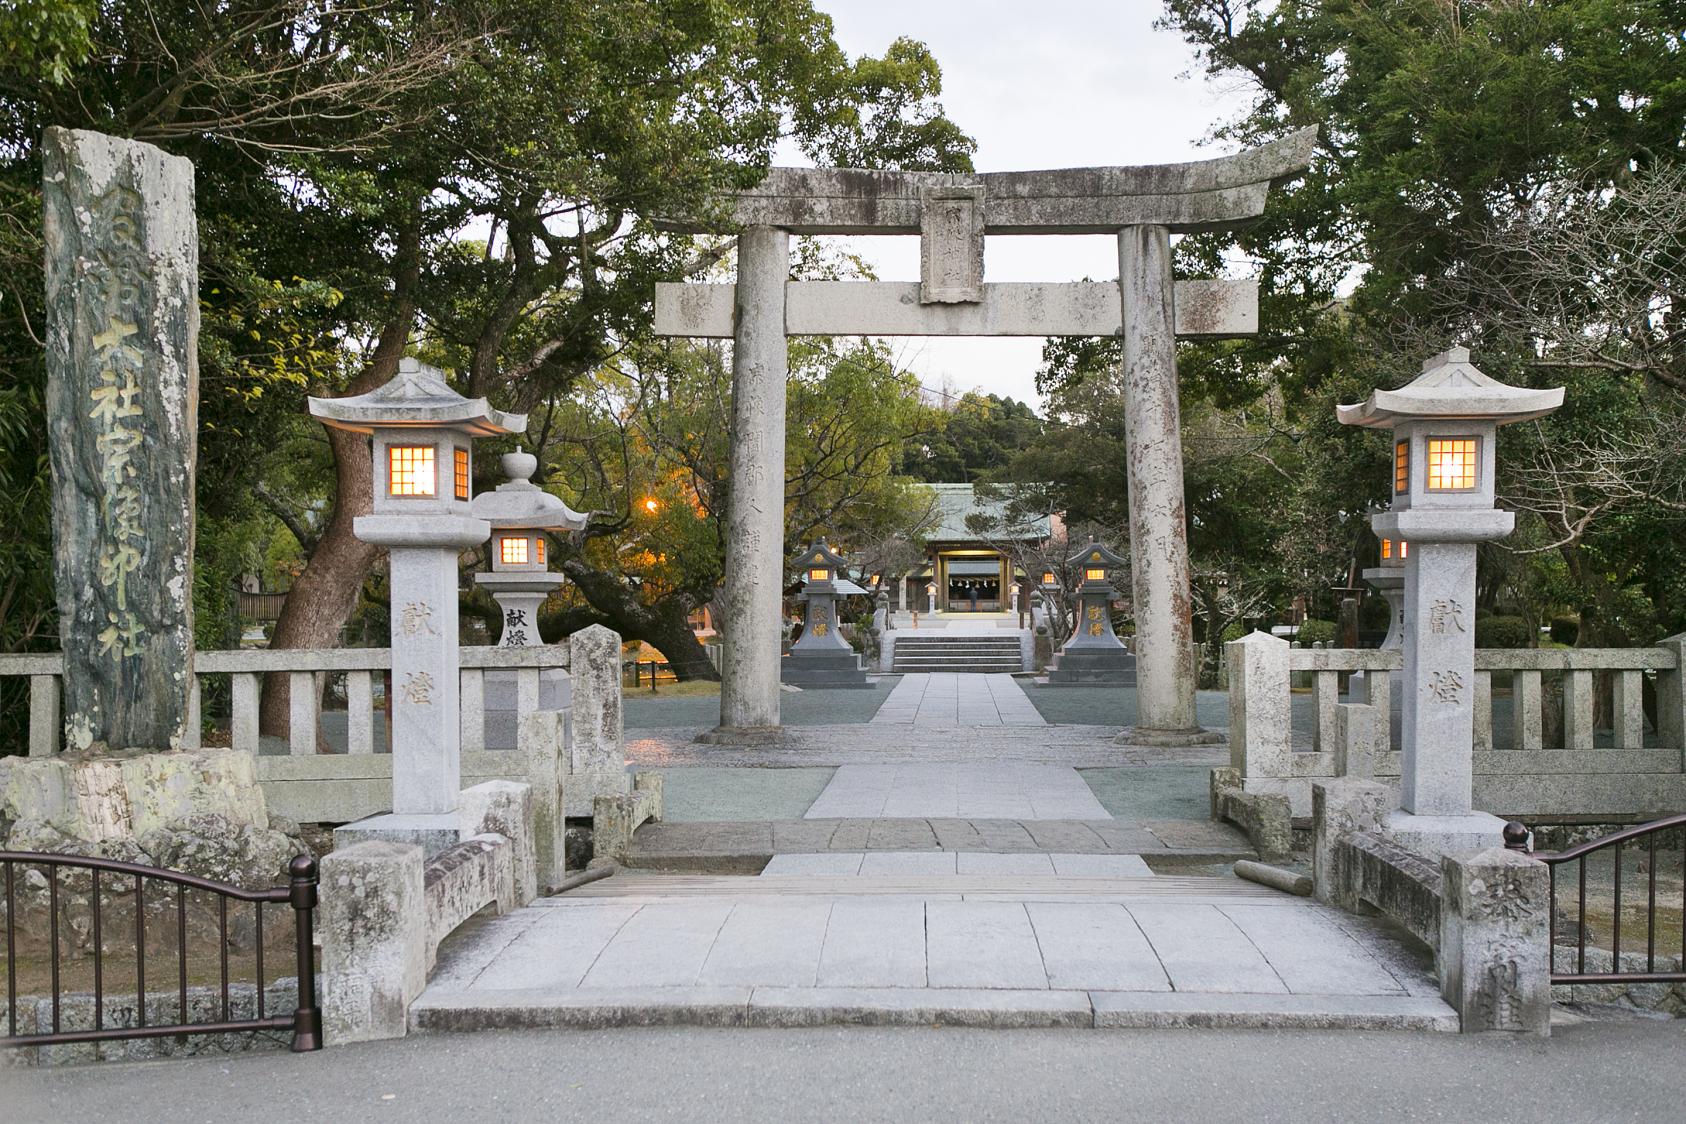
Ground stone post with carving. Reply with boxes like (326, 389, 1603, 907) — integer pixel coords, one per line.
(42, 127, 199, 752)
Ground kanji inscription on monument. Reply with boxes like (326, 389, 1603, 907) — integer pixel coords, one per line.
(43, 127, 198, 752)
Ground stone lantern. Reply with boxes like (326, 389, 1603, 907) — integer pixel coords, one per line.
(468, 451, 587, 747)
(471, 452, 587, 648)
(1338, 346, 1562, 855)
(309, 358, 524, 846)
(783, 541, 869, 688)
(1046, 538, 1135, 685)
(1363, 533, 1408, 651)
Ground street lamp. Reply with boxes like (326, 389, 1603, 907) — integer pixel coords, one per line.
(1339, 345, 1562, 855)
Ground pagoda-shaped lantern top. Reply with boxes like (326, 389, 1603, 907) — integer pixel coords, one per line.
(794, 541, 851, 590)
(1069, 537, 1128, 594)
(1337, 347, 1562, 542)
(471, 452, 587, 573)
(309, 357, 525, 523)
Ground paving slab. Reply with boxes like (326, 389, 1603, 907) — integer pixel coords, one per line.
(859, 851, 956, 875)
(761, 853, 865, 876)
(870, 673, 1046, 728)
(697, 902, 832, 988)
(1127, 903, 1288, 994)
(578, 901, 734, 988)
(1216, 903, 1407, 996)
(1050, 854, 1155, 878)
(1026, 902, 1171, 992)
(925, 901, 1048, 989)
(471, 901, 642, 991)
(956, 852, 1056, 876)
(815, 900, 927, 988)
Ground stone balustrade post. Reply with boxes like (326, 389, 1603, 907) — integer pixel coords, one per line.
(566, 624, 630, 815)
(1439, 848, 1552, 1035)
(1227, 632, 1290, 782)
(1659, 633, 1686, 756)
(319, 841, 426, 1044)
(1311, 779, 1391, 909)
(517, 709, 567, 890)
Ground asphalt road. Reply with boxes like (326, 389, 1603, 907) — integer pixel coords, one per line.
(5, 1017, 1682, 1123)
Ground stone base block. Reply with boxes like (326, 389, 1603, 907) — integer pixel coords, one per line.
(333, 811, 470, 860)
(563, 771, 630, 818)
(781, 651, 870, 688)
(1383, 810, 1509, 861)
(1116, 726, 1224, 748)
(695, 726, 787, 746)
(1045, 648, 1136, 686)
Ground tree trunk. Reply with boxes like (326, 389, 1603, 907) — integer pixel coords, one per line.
(549, 561, 722, 682)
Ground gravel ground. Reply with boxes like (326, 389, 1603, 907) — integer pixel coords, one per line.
(1079, 766, 1216, 821)
(625, 678, 903, 729)
(653, 766, 836, 822)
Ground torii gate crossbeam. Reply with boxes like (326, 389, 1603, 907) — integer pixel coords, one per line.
(657, 128, 1316, 746)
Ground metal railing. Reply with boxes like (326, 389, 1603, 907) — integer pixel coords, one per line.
(1, 851, 322, 1053)
(1506, 815, 1686, 985)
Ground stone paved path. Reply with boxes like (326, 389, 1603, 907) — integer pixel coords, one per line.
(621, 817, 1256, 872)
(871, 672, 1044, 727)
(762, 852, 1156, 877)
(804, 763, 1109, 820)
(416, 873, 1454, 1031)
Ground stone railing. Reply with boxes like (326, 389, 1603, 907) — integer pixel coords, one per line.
(1311, 779, 1550, 1035)
(1, 630, 628, 827)
(1225, 631, 1686, 822)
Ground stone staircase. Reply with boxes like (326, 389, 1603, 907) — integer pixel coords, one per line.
(890, 633, 1024, 673)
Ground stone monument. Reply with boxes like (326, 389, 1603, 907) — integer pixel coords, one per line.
(42, 127, 198, 752)
(1338, 347, 1562, 856)
(782, 542, 870, 688)
(653, 129, 1314, 742)
(1045, 538, 1136, 686)
(471, 451, 586, 747)
(311, 359, 524, 852)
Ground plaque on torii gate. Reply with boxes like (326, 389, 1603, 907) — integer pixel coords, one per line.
(657, 129, 1315, 745)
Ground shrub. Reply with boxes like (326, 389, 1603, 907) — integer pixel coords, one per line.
(1477, 615, 1532, 649)
(1549, 616, 1579, 647)
(1296, 618, 1337, 645)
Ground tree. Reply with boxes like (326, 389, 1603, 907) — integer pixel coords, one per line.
(900, 391, 1044, 483)
(531, 336, 942, 678)
(1, 2, 977, 739)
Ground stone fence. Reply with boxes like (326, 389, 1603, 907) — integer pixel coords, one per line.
(1312, 779, 1550, 1034)
(1, 630, 628, 827)
(1226, 632, 1686, 823)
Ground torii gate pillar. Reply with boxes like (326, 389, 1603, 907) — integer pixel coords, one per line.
(656, 129, 1315, 746)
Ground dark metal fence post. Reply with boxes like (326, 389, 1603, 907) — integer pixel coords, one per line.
(1503, 821, 1531, 852)
(288, 855, 323, 1051)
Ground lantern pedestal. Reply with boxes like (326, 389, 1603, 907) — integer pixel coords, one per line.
(1048, 538, 1136, 686)
(782, 541, 869, 688)
(472, 571, 571, 748)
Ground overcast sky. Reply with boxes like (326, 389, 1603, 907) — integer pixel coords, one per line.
(784, 0, 1256, 409)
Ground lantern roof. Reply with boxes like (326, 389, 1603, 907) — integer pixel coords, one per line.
(470, 453, 588, 531)
(1336, 347, 1563, 429)
(309, 358, 526, 436)
(791, 540, 850, 574)
(1067, 536, 1127, 569)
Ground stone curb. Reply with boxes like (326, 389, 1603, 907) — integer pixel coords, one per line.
(409, 987, 1458, 1033)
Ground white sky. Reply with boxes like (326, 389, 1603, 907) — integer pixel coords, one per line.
(784, 0, 1257, 409)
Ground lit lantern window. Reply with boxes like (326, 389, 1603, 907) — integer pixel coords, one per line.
(1381, 538, 1392, 560)
(1394, 441, 1409, 494)
(535, 537, 545, 564)
(1426, 437, 1478, 490)
(454, 448, 470, 500)
(1042, 571, 1056, 585)
(500, 536, 528, 565)
(1085, 567, 1106, 582)
(389, 446, 435, 496)
(809, 568, 830, 582)
(1400, 540, 1409, 559)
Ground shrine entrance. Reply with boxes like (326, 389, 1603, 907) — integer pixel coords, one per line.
(654, 130, 1315, 745)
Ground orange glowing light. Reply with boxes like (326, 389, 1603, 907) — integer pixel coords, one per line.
(388, 446, 435, 497)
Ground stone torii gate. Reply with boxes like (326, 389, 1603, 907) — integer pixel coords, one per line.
(656, 129, 1315, 745)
